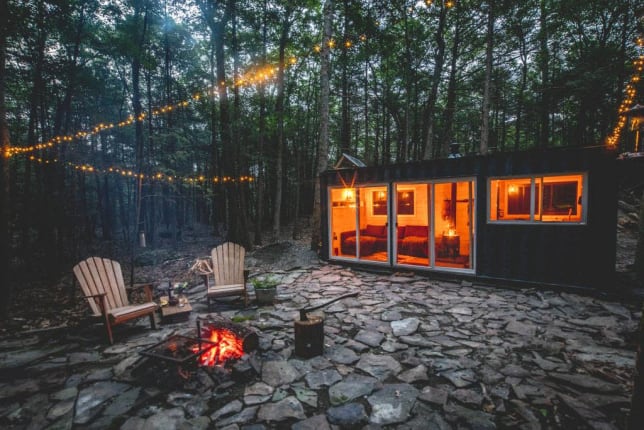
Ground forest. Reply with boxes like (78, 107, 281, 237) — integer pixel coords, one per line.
(0, 0, 642, 315)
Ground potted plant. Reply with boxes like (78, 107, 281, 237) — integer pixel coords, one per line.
(252, 276, 278, 305)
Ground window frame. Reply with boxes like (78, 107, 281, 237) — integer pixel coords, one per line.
(488, 172, 587, 225)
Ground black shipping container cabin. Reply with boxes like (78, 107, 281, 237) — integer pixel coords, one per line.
(320, 147, 626, 290)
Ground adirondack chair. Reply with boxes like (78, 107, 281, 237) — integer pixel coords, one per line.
(73, 257, 158, 344)
(207, 242, 248, 309)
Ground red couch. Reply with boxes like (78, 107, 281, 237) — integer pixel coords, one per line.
(398, 225, 429, 258)
(340, 224, 387, 256)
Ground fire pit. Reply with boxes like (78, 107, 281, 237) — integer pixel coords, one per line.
(140, 334, 217, 365)
(140, 316, 258, 369)
(195, 316, 258, 366)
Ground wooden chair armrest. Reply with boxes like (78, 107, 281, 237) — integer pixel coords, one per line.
(130, 283, 154, 302)
(83, 293, 107, 315)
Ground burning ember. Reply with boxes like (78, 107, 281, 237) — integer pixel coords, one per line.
(192, 327, 245, 367)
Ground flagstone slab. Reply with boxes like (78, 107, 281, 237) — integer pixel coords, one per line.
(74, 381, 131, 424)
(354, 329, 384, 347)
(292, 414, 332, 430)
(261, 360, 299, 387)
(548, 373, 622, 393)
(391, 318, 420, 336)
(329, 374, 381, 405)
(326, 402, 368, 427)
(257, 396, 306, 422)
(367, 383, 419, 425)
(356, 353, 403, 381)
(305, 368, 342, 389)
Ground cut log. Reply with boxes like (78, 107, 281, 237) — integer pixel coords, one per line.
(294, 315, 324, 358)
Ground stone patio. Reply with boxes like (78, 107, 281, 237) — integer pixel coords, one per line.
(0, 264, 640, 429)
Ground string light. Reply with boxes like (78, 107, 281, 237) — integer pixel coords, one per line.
(5, 60, 299, 159)
(7, 8, 458, 160)
(606, 35, 644, 148)
(26, 155, 254, 185)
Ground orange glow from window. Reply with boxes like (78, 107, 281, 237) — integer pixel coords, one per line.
(343, 189, 354, 201)
(490, 174, 584, 223)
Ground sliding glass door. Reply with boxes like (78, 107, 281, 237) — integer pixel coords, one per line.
(395, 183, 430, 267)
(329, 179, 474, 272)
(433, 180, 474, 270)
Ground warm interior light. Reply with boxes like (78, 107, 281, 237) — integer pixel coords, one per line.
(344, 189, 354, 201)
(508, 184, 518, 194)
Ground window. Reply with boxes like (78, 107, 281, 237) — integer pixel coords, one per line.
(489, 173, 585, 223)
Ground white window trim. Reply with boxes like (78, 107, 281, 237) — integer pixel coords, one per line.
(488, 172, 588, 225)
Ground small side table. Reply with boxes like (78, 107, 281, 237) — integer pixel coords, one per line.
(160, 298, 192, 324)
(442, 234, 460, 258)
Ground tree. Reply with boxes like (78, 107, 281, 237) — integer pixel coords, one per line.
(311, 0, 332, 252)
(422, 2, 448, 160)
(271, 3, 294, 240)
(439, 0, 463, 156)
(198, 0, 235, 238)
(0, 0, 11, 316)
(479, 1, 495, 155)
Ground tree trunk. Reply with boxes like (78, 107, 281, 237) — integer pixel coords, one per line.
(402, 7, 412, 162)
(198, 0, 231, 237)
(132, 1, 148, 247)
(311, 0, 333, 252)
(537, 0, 550, 148)
(340, 0, 350, 155)
(0, 0, 11, 317)
(22, 0, 47, 259)
(515, 33, 528, 151)
(230, 1, 250, 249)
(292, 135, 302, 240)
(422, 4, 448, 160)
(440, 1, 461, 156)
(255, 86, 266, 244)
(480, 1, 494, 155)
(363, 38, 370, 162)
(272, 7, 293, 240)
(254, 0, 268, 245)
(214, 4, 233, 241)
(145, 67, 155, 245)
(102, 176, 113, 240)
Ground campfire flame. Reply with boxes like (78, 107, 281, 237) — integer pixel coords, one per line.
(193, 327, 244, 367)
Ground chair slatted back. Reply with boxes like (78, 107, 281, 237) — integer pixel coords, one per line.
(211, 242, 245, 286)
(73, 257, 129, 315)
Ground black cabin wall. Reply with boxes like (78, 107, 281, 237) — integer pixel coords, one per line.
(321, 147, 618, 290)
